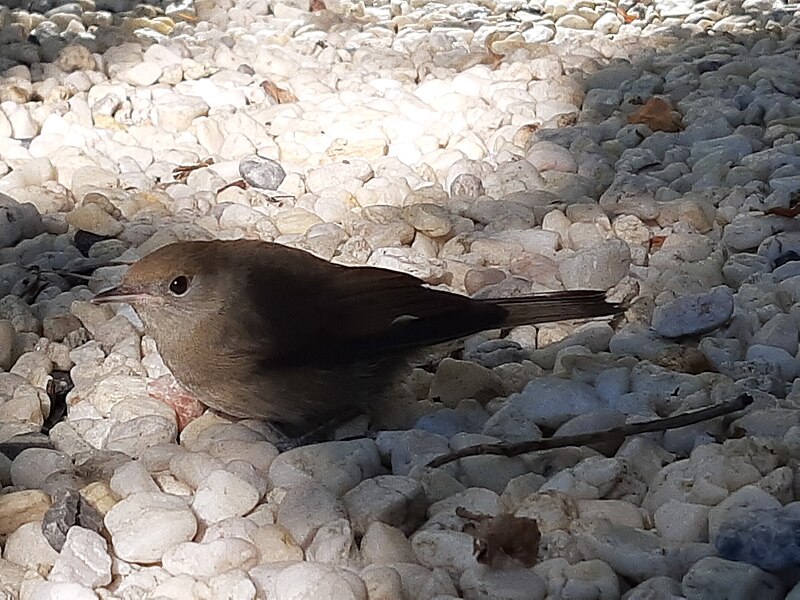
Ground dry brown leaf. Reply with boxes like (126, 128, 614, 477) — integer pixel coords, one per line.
(172, 11, 198, 22)
(649, 234, 667, 251)
(457, 508, 540, 568)
(261, 80, 298, 104)
(628, 97, 684, 133)
(652, 346, 712, 375)
(483, 32, 505, 71)
(765, 205, 800, 218)
(617, 7, 636, 23)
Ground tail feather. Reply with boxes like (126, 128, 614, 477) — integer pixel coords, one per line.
(370, 289, 621, 353)
(490, 290, 622, 328)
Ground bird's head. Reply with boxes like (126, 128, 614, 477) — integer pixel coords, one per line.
(91, 241, 229, 330)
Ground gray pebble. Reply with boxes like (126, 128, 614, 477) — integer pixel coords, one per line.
(10, 448, 73, 490)
(239, 155, 286, 190)
(652, 286, 734, 338)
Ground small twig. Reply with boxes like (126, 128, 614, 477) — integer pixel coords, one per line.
(52, 270, 93, 281)
(427, 394, 753, 468)
(217, 179, 248, 194)
(172, 157, 215, 183)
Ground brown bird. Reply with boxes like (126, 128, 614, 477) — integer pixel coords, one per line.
(92, 240, 620, 436)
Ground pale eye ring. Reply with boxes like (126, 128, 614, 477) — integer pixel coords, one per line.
(169, 275, 190, 296)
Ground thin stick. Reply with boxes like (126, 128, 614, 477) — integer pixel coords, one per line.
(427, 394, 753, 468)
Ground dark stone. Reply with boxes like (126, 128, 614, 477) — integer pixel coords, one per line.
(0, 433, 53, 460)
(774, 250, 800, 269)
(41, 489, 79, 552)
(94, 0, 137, 12)
(41, 488, 107, 552)
(42, 370, 72, 434)
(73, 230, 110, 257)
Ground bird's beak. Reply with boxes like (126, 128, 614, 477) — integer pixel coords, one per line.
(91, 285, 151, 305)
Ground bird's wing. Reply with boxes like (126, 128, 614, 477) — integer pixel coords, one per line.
(235, 244, 504, 360)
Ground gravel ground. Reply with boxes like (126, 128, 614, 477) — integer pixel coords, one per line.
(0, 0, 799, 598)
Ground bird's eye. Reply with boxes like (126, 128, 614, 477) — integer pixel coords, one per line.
(169, 275, 190, 296)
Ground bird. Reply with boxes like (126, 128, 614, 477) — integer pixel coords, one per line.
(92, 239, 621, 437)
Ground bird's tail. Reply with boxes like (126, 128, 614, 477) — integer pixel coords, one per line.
(490, 290, 622, 328)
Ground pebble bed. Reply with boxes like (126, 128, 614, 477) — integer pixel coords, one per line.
(0, 0, 799, 597)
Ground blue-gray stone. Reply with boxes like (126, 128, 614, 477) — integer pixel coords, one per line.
(651, 286, 734, 338)
(688, 135, 753, 165)
(415, 406, 489, 438)
(462, 338, 527, 368)
(716, 507, 800, 572)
